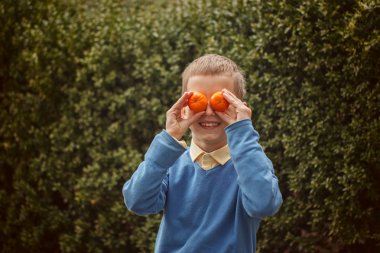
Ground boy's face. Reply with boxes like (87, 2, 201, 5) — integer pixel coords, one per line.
(186, 75, 236, 152)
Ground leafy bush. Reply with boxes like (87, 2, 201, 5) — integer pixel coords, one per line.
(1, 0, 379, 252)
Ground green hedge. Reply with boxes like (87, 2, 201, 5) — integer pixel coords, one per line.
(1, 0, 379, 252)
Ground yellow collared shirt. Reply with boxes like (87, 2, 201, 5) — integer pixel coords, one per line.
(176, 138, 230, 170)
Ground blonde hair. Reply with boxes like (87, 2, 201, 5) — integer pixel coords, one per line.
(181, 54, 246, 98)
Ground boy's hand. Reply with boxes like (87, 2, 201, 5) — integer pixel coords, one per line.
(215, 89, 252, 125)
(166, 92, 205, 140)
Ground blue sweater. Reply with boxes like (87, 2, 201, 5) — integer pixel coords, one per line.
(122, 120, 282, 253)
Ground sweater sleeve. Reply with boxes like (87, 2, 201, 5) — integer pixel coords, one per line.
(225, 119, 283, 218)
(122, 130, 186, 215)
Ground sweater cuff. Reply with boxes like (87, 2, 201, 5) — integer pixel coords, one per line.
(225, 119, 260, 149)
(144, 130, 187, 168)
(225, 119, 253, 133)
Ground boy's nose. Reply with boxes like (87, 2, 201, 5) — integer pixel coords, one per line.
(205, 103, 215, 116)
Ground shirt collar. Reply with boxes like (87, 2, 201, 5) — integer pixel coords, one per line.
(189, 139, 230, 166)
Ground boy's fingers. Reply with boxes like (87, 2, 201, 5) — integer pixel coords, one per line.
(222, 89, 252, 117)
(222, 88, 241, 101)
(171, 92, 193, 110)
(222, 89, 245, 109)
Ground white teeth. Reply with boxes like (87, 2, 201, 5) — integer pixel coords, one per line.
(200, 122, 219, 127)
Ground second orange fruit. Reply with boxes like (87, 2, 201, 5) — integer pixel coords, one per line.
(210, 91, 229, 112)
(188, 91, 208, 112)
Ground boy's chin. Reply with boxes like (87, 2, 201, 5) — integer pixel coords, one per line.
(192, 131, 226, 143)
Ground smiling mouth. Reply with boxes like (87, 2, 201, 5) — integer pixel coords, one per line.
(199, 122, 221, 128)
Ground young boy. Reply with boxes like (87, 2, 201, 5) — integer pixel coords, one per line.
(122, 54, 282, 253)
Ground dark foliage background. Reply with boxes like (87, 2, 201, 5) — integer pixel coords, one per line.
(1, 0, 379, 252)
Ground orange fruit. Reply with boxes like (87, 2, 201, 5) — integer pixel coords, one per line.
(210, 91, 229, 112)
(188, 91, 208, 112)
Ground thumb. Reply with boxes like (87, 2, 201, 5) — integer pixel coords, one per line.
(215, 111, 233, 125)
(186, 111, 205, 126)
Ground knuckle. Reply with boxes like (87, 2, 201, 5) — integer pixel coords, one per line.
(166, 110, 173, 117)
